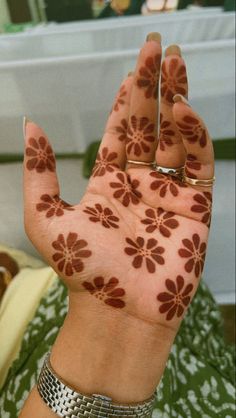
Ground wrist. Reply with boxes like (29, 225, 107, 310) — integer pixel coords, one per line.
(49, 291, 176, 404)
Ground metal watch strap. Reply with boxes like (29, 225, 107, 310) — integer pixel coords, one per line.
(37, 353, 156, 418)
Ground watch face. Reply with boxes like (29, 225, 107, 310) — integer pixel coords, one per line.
(111, 0, 131, 11)
(147, 0, 178, 11)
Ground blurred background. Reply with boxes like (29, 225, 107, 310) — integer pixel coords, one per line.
(0, 0, 235, 334)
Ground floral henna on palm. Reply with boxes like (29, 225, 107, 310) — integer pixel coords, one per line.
(185, 154, 202, 179)
(26, 136, 55, 173)
(36, 194, 74, 217)
(137, 54, 161, 99)
(125, 237, 165, 273)
(178, 233, 206, 278)
(92, 147, 119, 177)
(82, 277, 125, 308)
(127, 115, 156, 157)
(191, 192, 212, 227)
(83, 203, 120, 229)
(110, 172, 142, 207)
(113, 85, 127, 112)
(157, 275, 193, 320)
(176, 116, 207, 148)
(116, 119, 128, 142)
(159, 113, 175, 151)
(141, 208, 179, 237)
(149, 172, 187, 197)
(161, 58, 187, 103)
(52, 232, 91, 276)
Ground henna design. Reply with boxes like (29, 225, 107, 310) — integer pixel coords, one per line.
(124, 237, 165, 273)
(126, 116, 155, 156)
(176, 116, 207, 148)
(52, 232, 91, 276)
(161, 58, 187, 103)
(82, 277, 125, 308)
(178, 233, 206, 278)
(26, 136, 55, 173)
(83, 204, 120, 229)
(36, 194, 74, 217)
(185, 154, 202, 179)
(113, 85, 127, 112)
(141, 208, 179, 237)
(159, 113, 175, 151)
(149, 172, 187, 197)
(157, 275, 193, 320)
(191, 192, 212, 227)
(92, 147, 119, 177)
(116, 119, 128, 142)
(110, 172, 142, 207)
(137, 54, 161, 99)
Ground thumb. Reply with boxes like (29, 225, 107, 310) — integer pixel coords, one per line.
(23, 117, 60, 242)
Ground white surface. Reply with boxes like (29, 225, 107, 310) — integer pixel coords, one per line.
(0, 13, 234, 61)
(0, 160, 234, 304)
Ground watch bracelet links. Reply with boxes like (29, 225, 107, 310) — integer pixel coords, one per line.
(37, 353, 156, 418)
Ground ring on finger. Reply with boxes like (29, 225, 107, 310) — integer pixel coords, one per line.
(183, 175, 215, 187)
(127, 159, 156, 167)
(154, 165, 184, 178)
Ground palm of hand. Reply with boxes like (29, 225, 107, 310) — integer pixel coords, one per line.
(24, 37, 214, 330)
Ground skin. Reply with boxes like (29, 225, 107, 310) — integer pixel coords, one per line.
(20, 34, 214, 417)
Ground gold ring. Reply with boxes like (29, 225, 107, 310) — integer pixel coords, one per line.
(127, 159, 156, 167)
(183, 175, 215, 187)
(155, 165, 184, 177)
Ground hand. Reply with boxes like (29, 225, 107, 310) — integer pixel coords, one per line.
(23, 33, 214, 404)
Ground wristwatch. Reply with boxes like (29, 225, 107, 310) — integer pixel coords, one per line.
(37, 353, 156, 417)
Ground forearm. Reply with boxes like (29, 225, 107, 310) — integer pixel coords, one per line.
(19, 292, 176, 417)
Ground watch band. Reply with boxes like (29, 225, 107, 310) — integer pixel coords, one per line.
(37, 353, 156, 417)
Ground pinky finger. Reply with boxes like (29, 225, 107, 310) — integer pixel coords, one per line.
(173, 95, 215, 182)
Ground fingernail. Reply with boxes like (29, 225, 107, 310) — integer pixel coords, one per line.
(165, 45, 181, 57)
(173, 94, 190, 106)
(146, 32, 161, 44)
(128, 71, 134, 76)
(23, 116, 30, 137)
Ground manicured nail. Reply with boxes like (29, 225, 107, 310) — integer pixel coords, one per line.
(173, 94, 190, 106)
(128, 71, 134, 76)
(146, 32, 162, 44)
(23, 116, 30, 137)
(165, 45, 181, 57)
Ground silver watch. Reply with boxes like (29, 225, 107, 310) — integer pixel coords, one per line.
(37, 353, 156, 417)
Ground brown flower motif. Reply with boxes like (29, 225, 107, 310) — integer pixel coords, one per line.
(161, 58, 187, 103)
(82, 277, 125, 308)
(36, 194, 74, 217)
(126, 115, 155, 157)
(185, 154, 202, 179)
(178, 233, 206, 278)
(52, 232, 91, 276)
(191, 192, 212, 226)
(159, 113, 175, 151)
(83, 203, 119, 229)
(150, 172, 187, 197)
(124, 237, 165, 273)
(141, 208, 179, 237)
(137, 54, 160, 99)
(26, 136, 55, 173)
(92, 147, 119, 177)
(110, 172, 142, 207)
(116, 119, 128, 142)
(157, 275, 193, 320)
(176, 116, 207, 148)
(113, 85, 127, 112)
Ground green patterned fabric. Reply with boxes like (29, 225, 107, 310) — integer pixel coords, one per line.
(0, 278, 235, 417)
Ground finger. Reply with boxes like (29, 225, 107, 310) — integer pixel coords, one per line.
(156, 45, 188, 169)
(173, 95, 215, 183)
(23, 118, 67, 244)
(91, 74, 134, 178)
(126, 32, 162, 164)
